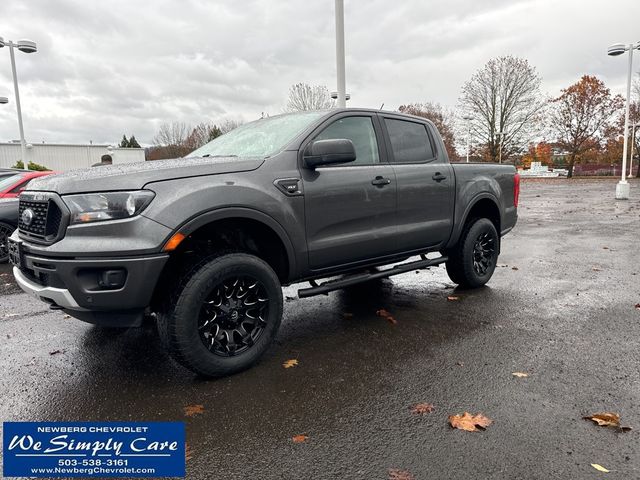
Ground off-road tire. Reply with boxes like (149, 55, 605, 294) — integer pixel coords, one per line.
(445, 218, 499, 288)
(157, 253, 283, 377)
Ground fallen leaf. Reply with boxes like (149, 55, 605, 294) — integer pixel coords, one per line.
(410, 403, 435, 415)
(592, 267, 602, 272)
(343, 313, 354, 320)
(282, 359, 299, 369)
(512, 372, 529, 378)
(456, 361, 464, 367)
(447, 296, 459, 301)
(583, 412, 632, 431)
(183, 405, 205, 417)
(635, 303, 640, 310)
(292, 434, 308, 443)
(6, 334, 12, 339)
(388, 468, 415, 480)
(185, 443, 193, 461)
(449, 412, 492, 432)
(603, 246, 609, 250)
(376, 309, 397, 325)
(591, 464, 609, 473)
(511, 266, 519, 271)
(49, 349, 65, 356)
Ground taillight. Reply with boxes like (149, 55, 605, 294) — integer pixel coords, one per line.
(513, 173, 520, 207)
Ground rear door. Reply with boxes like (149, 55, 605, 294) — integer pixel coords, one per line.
(381, 116, 455, 252)
(301, 113, 397, 270)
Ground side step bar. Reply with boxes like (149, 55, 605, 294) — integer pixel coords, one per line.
(298, 255, 448, 298)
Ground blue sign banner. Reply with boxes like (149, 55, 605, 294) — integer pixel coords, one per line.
(3, 422, 185, 478)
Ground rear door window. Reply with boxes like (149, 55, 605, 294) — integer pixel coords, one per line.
(385, 119, 435, 163)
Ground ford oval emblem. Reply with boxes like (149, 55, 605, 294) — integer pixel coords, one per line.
(21, 208, 34, 226)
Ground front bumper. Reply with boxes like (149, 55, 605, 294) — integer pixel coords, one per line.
(13, 266, 85, 310)
(11, 236, 169, 326)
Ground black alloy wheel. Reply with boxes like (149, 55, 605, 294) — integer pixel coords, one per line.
(199, 276, 270, 356)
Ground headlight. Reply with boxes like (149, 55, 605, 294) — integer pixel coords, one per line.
(63, 190, 155, 225)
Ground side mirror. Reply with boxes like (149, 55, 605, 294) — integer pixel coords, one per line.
(303, 139, 356, 169)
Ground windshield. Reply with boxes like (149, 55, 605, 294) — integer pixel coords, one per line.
(0, 174, 23, 191)
(189, 111, 326, 158)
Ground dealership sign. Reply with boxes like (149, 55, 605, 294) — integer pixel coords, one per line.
(3, 422, 185, 478)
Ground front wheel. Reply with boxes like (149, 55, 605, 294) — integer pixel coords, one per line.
(157, 253, 283, 377)
(445, 218, 499, 288)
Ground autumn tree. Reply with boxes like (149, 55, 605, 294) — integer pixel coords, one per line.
(285, 83, 334, 111)
(548, 75, 624, 178)
(398, 102, 458, 161)
(459, 56, 544, 163)
(521, 141, 553, 168)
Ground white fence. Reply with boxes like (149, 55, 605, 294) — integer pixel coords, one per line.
(0, 143, 145, 171)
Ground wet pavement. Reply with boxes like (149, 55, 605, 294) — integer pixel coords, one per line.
(1, 178, 639, 479)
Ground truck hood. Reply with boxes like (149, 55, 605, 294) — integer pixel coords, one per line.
(26, 156, 265, 194)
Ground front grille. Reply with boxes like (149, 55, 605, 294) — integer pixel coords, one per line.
(18, 197, 63, 241)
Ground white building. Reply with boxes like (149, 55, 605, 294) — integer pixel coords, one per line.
(0, 142, 145, 171)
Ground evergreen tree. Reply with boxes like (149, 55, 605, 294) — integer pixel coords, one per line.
(128, 135, 141, 148)
(208, 125, 223, 142)
(119, 135, 130, 148)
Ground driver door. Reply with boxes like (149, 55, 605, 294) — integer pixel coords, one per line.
(301, 113, 398, 271)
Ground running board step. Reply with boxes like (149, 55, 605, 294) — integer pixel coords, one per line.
(297, 255, 448, 298)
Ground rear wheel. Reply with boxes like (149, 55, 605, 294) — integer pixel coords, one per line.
(157, 253, 283, 377)
(445, 218, 499, 288)
(0, 222, 15, 263)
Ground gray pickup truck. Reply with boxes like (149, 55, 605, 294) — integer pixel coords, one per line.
(9, 109, 519, 377)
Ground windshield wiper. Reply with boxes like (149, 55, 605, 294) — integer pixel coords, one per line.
(201, 154, 238, 158)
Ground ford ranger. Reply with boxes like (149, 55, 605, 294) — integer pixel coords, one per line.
(8, 109, 519, 377)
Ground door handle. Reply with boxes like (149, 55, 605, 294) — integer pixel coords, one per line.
(371, 176, 391, 187)
(432, 172, 447, 182)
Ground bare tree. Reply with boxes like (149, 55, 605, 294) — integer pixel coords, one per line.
(398, 103, 458, 161)
(153, 122, 191, 158)
(183, 123, 214, 152)
(285, 83, 334, 112)
(218, 119, 243, 134)
(459, 56, 544, 163)
(548, 75, 624, 178)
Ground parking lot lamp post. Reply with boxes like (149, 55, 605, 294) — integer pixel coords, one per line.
(0, 37, 37, 171)
(463, 115, 472, 163)
(334, 0, 346, 108)
(630, 123, 639, 178)
(608, 41, 640, 199)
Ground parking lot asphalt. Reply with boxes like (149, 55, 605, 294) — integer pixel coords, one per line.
(1, 178, 639, 479)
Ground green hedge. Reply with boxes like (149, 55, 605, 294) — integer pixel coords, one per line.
(11, 160, 51, 171)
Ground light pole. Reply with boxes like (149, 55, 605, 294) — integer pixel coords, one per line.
(629, 123, 639, 178)
(0, 36, 37, 171)
(608, 41, 640, 199)
(498, 131, 505, 164)
(334, 0, 346, 108)
(463, 115, 473, 163)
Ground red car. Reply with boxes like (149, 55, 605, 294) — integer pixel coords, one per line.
(0, 171, 56, 198)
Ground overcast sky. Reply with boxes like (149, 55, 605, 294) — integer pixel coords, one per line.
(0, 0, 639, 146)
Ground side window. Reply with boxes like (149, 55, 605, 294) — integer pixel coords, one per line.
(385, 119, 435, 163)
(313, 116, 380, 165)
(9, 179, 31, 194)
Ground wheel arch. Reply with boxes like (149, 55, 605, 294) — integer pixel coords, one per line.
(150, 208, 296, 310)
